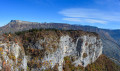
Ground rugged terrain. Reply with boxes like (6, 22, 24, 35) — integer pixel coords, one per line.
(0, 20, 120, 65)
(0, 29, 120, 71)
(0, 29, 100, 70)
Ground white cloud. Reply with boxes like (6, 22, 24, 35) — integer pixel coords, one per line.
(63, 18, 107, 24)
(63, 18, 82, 22)
(59, 8, 120, 24)
(85, 19, 107, 24)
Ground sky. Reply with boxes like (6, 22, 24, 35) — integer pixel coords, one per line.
(0, 0, 120, 29)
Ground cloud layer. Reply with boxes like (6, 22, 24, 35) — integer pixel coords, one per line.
(59, 8, 120, 24)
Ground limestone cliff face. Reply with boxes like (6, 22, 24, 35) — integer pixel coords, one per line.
(0, 30, 103, 71)
(0, 41, 27, 71)
(40, 35, 103, 71)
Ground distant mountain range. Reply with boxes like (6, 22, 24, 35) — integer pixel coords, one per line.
(0, 20, 120, 65)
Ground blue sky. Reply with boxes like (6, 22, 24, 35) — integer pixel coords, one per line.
(0, 0, 120, 29)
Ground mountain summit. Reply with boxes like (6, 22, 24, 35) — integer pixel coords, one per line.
(9, 20, 39, 25)
(10, 20, 22, 23)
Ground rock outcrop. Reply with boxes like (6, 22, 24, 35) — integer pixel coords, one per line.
(0, 30, 103, 71)
(0, 38, 27, 71)
(39, 35, 102, 71)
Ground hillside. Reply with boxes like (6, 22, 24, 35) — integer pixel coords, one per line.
(62, 55, 120, 71)
(0, 29, 119, 71)
(0, 29, 101, 71)
(85, 55, 120, 71)
(0, 20, 120, 65)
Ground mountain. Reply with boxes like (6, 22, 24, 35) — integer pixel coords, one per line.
(0, 20, 120, 65)
(0, 29, 119, 71)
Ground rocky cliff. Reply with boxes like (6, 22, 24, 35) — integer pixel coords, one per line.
(0, 36, 27, 71)
(0, 30, 103, 71)
(0, 20, 120, 65)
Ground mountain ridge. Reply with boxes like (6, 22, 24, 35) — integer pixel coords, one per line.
(7, 20, 120, 30)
